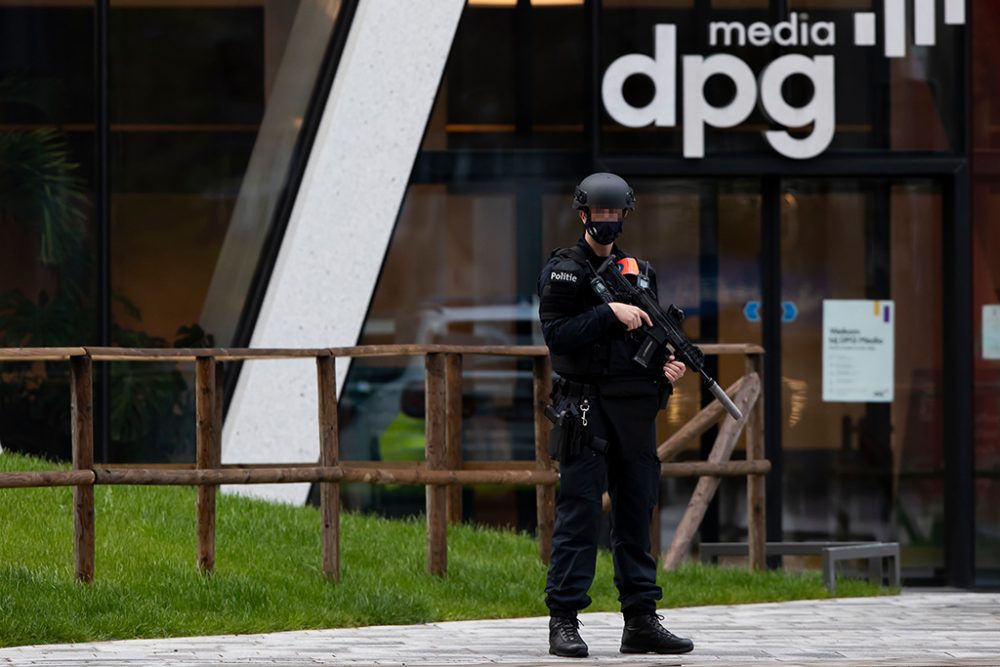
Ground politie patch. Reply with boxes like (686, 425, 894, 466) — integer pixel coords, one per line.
(550, 271, 578, 283)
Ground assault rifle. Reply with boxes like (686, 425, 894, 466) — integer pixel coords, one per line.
(590, 255, 744, 421)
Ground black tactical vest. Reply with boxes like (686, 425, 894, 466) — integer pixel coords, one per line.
(545, 246, 662, 386)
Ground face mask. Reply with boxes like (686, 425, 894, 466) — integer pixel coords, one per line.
(586, 217, 623, 245)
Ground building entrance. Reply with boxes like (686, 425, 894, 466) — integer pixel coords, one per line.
(776, 178, 945, 577)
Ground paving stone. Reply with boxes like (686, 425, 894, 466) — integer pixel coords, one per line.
(1, 593, 999, 666)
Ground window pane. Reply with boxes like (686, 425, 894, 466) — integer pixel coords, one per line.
(972, 0, 1000, 586)
(1, 2, 348, 463)
(421, 3, 588, 151)
(339, 184, 537, 525)
(972, 180, 1000, 585)
(780, 179, 944, 577)
(0, 6, 96, 461)
(106, 0, 345, 462)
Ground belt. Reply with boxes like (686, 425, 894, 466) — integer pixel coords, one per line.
(552, 377, 597, 400)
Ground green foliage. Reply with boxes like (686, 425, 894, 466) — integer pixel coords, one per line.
(0, 114, 209, 461)
(0, 128, 88, 267)
(0, 112, 93, 347)
(0, 289, 83, 348)
(0, 101, 95, 459)
(0, 452, 892, 648)
(173, 323, 215, 349)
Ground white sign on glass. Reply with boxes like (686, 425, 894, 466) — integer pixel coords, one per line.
(984, 305, 1000, 360)
(822, 299, 894, 403)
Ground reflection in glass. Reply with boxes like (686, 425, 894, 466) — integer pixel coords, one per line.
(0, 5, 96, 461)
(422, 2, 587, 151)
(780, 179, 943, 576)
(972, 0, 1000, 586)
(0, 1, 345, 463)
(107, 1, 343, 462)
(972, 181, 1000, 585)
(971, 181, 1000, 586)
(338, 185, 539, 525)
(972, 0, 1000, 153)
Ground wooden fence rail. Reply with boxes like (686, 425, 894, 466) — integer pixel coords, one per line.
(0, 344, 767, 582)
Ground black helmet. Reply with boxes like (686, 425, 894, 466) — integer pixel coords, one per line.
(572, 172, 636, 211)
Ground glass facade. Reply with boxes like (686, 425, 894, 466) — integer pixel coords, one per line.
(972, 0, 1000, 586)
(1, 0, 995, 586)
(338, 0, 988, 585)
(599, 0, 962, 154)
(425, 0, 963, 155)
(0, 5, 97, 459)
(0, 0, 347, 462)
(778, 179, 944, 574)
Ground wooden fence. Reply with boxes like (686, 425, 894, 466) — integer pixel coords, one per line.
(0, 344, 767, 582)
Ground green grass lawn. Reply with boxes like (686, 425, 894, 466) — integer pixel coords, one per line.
(0, 452, 888, 648)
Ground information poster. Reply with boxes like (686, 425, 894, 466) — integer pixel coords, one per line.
(822, 300, 894, 403)
(984, 305, 1000, 360)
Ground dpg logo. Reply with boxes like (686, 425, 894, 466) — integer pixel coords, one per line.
(602, 0, 966, 160)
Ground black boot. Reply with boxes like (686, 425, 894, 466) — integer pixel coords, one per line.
(620, 613, 694, 654)
(549, 616, 588, 658)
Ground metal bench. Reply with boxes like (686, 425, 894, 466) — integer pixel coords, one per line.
(700, 541, 901, 594)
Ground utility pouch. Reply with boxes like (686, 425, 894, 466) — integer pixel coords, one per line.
(544, 398, 608, 462)
(544, 402, 578, 462)
(545, 405, 567, 461)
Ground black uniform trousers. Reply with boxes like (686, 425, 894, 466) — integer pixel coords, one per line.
(544, 388, 662, 617)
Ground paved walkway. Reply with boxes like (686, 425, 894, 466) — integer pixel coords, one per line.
(2, 592, 998, 666)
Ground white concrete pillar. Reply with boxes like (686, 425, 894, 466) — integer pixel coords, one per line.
(222, 0, 466, 504)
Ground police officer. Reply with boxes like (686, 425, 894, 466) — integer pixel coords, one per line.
(538, 173, 694, 657)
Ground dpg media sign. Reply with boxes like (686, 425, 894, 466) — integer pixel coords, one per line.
(602, 0, 966, 159)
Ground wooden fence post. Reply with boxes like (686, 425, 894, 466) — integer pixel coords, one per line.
(71, 355, 95, 583)
(215, 362, 224, 448)
(533, 355, 555, 564)
(444, 353, 463, 524)
(196, 356, 220, 574)
(317, 354, 341, 581)
(425, 353, 448, 576)
(662, 374, 760, 571)
(746, 355, 766, 572)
